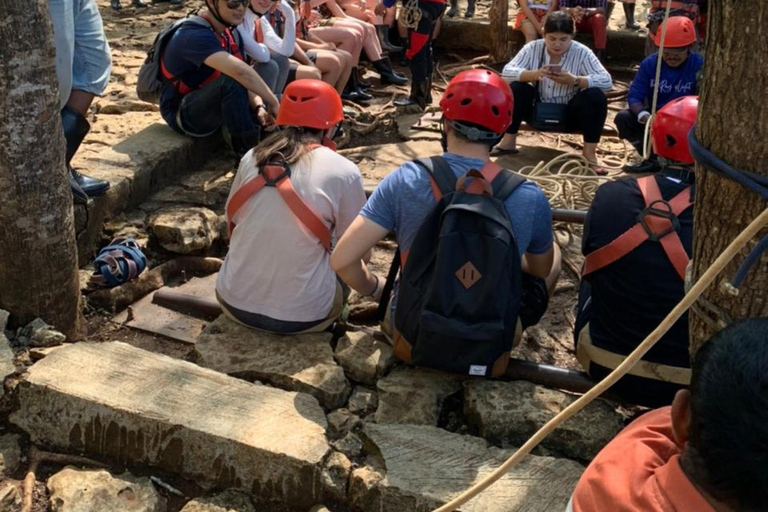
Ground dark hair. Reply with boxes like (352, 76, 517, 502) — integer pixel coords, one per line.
(683, 318, 768, 512)
(544, 11, 575, 35)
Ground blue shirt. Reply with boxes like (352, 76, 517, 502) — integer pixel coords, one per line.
(159, 21, 244, 132)
(627, 53, 703, 111)
(361, 153, 554, 259)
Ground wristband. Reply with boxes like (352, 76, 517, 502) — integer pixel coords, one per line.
(638, 110, 651, 123)
(367, 274, 381, 298)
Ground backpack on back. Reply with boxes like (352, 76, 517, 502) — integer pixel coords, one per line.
(390, 156, 526, 377)
(136, 15, 210, 104)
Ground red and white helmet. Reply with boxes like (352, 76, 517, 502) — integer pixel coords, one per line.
(440, 69, 513, 139)
(651, 96, 699, 164)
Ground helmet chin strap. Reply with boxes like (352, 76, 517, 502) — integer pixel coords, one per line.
(207, 0, 236, 29)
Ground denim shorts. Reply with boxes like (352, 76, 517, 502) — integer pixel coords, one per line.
(49, 0, 112, 108)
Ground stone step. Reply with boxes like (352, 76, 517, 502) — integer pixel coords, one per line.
(195, 315, 351, 410)
(350, 423, 584, 512)
(73, 124, 222, 264)
(10, 341, 330, 510)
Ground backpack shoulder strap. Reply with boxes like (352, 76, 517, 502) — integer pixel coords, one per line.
(414, 156, 458, 200)
(487, 164, 527, 201)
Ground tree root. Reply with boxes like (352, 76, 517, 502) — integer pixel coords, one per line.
(86, 257, 223, 313)
(22, 445, 108, 512)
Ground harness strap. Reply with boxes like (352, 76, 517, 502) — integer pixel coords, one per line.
(226, 147, 331, 252)
(582, 176, 693, 280)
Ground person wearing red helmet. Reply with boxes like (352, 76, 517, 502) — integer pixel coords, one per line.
(617, 16, 703, 174)
(216, 79, 366, 333)
(575, 96, 699, 407)
(331, 69, 560, 342)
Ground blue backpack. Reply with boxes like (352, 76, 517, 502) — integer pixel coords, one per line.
(384, 156, 526, 377)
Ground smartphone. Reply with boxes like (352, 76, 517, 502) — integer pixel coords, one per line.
(545, 64, 562, 74)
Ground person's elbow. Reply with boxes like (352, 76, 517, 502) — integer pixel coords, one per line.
(330, 249, 350, 275)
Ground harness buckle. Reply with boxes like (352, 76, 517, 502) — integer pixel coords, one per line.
(636, 199, 681, 242)
(260, 152, 291, 186)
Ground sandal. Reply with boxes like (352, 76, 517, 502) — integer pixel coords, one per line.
(490, 146, 520, 157)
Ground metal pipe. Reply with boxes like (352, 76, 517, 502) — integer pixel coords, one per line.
(152, 290, 222, 320)
(502, 358, 597, 395)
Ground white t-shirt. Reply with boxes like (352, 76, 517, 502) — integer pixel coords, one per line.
(217, 145, 366, 322)
(238, 1, 297, 63)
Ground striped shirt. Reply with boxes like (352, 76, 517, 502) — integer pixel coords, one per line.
(502, 39, 612, 104)
(559, 0, 607, 8)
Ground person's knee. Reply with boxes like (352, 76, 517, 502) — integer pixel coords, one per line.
(582, 87, 608, 111)
(221, 75, 249, 100)
(592, 13, 606, 25)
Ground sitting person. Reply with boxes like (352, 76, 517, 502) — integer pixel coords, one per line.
(559, 0, 608, 60)
(515, 0, 559, 43)
(311, 0, 407, 85)
(49, 0, 113, 202)
(646, 0, 699, 55)
(216, 79, 366, 333)
(575, 96, 698, 408)
(617, 16, 703, 174)
(496, 11, 612, 174)
(336, 0, 403, 52)
(567, 317, 768, 512)
(331, 70, 560, 372)
(159, 0, 280, 158)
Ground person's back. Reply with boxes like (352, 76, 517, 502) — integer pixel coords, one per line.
(217, 80, 365, 333)
(568, 317, 768, 512)
(576, 96, 698, 407)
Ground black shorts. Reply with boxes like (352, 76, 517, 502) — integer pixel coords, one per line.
(286, 53, 318, 84)
(519, 273, 549, 329)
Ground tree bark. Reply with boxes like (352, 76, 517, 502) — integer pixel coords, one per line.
(489, 0, 510, 62)
(0, 0, 83, 337)
(690, 0, 768, 354)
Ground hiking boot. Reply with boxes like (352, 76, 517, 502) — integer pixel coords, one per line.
(357, 68, 372, 89)
(342, 71, 373, 103)
(623, 157, 661, 174)
(376, 25, 403, 54)
(69, 171, 89, 205)
(133, 0, 149, 6)
(61, 106, 110, 199)
(394, 80, 429, 110)
(373, 56, 408, 86)
(464, 0, 475, 18)
(110, 0, 122, 9)
(623, 2, 640, 29)
(446, 0, 458, 17)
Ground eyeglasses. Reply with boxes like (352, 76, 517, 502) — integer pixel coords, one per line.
(225, 0, 249, 9)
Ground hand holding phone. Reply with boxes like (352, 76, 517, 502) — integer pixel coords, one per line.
(544, 64, 562, 75)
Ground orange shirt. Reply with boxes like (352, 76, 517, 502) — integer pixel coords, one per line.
(568, 407, 716, 512)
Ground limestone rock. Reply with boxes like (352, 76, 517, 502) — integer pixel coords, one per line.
(464, 380, 625, 461)
(179, 491, 255, 512)
(375, 367, 461, 426)
(26, 318, 66, 348)
(0, 333, 14, 398)
(0, 434, 22, 478)
(195, 316, 350, 409)
(149, 206, 224, 254)
(47, 467, 165, 512)
(11, 342, 330, 510)
(347, 387, 378, 417)
(334, 331, 396, 386)
(326, 409, 360, 440)
(0, 481, 21, 512)
(321, 452, 352, 504)
(330, 432, 363, 460)
(0, 310, 9, 331)
(350, 423, 584, 512)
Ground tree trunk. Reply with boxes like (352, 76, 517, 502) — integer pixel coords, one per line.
(0, 0, 83, 338)
(489, 0, 510, 62)
(690, 0, 768, 354)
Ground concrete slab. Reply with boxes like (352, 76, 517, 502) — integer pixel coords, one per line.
(195, 316, 350, 409)
(113, 274, 218, 345)
(350, 423, 584, 512)
(11, 342, 330, 509)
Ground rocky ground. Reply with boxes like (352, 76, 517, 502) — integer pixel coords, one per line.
(0, 4, 649, 512)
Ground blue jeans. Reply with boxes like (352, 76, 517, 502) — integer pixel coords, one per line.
(48, 0, 112, 108)
(177, 75, 258, 137)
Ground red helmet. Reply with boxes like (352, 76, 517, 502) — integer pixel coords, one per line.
(653, 16, 697, 48)
(651, 95, 698, 164)
(276, 79, 344, 130)
(439, 69, 513, 136)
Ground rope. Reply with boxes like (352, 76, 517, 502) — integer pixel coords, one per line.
(398, 0, 422, 29)
(642, 0, 675, 160)
(430, 207, 768, 512)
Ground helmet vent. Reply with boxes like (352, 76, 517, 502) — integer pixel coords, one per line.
(491, 106, 499, 116)
(666, 134, 677, 147)
(460, 98, 472, 106)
